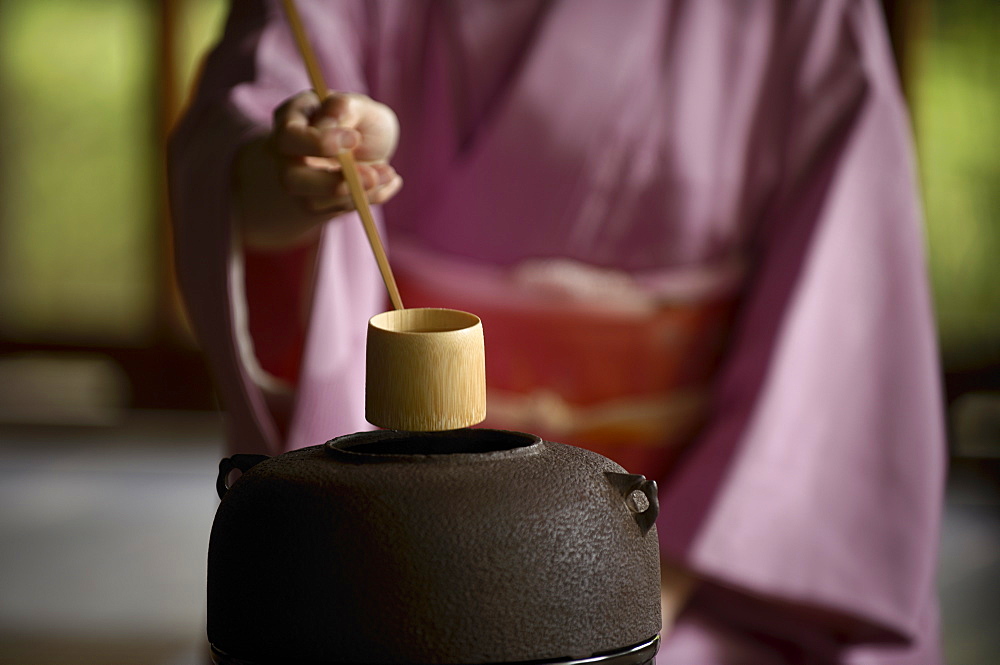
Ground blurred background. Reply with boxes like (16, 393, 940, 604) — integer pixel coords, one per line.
(0, 0, 997, 663)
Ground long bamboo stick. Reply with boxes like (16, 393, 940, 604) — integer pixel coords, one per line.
(280, 0, 405, 311)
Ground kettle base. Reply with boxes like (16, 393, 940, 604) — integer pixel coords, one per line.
(209, 634, 659, 665)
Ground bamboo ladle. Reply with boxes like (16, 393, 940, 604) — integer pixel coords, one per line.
(280, 0, 402, 310)
(280, 0, 486, 431)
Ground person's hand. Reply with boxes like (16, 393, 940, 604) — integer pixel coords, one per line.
(234, 91, 402, 249)
(271, 91, 402, 213)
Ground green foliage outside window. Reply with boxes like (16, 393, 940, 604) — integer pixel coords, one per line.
(914, 0, 1000, 368)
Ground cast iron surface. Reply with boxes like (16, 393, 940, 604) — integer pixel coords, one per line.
(208, 429, 660, 664)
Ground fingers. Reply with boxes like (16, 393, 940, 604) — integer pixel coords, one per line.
(316, 93, 363, 128)
(272, 92, 359, 158)
(324, 95, 400, 162)
(269, 90, 402, 218)
(368, 173, 403, 205)
(272, 91, 398, 162)
(272, 123, 359, 158)
(282, 159, 382, 197)
(280, 159, 402, 216)
(303, 174, 404, 216)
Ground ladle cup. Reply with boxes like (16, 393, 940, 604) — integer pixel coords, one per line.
(366, 308, 486, 431)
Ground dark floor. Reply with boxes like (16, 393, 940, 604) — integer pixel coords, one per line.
(938, 458, 1000, 664)
(0, 411, 996, 665)
(0, 412, 222, 665)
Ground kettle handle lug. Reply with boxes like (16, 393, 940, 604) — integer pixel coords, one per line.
(605, 472, 659, 535)
(217, 454, 270, 499)
(633, 477, 659, 534)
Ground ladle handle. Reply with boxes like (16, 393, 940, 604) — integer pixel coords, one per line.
(338, 150, 405, 310)
(281, 0, 328, 97)
(281, 0, 404, 310)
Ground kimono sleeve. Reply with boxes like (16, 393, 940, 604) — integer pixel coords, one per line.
(657, 0, 946, 654)
(167, 0, 375, 455)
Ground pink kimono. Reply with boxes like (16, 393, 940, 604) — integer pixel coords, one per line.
(169, 1, 945, 662)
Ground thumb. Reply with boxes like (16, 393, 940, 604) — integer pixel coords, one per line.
(315, 93, 363, 130)
(314, 92, 398, 162)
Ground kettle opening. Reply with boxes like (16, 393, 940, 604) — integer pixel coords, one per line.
(326, 428, 541, 458)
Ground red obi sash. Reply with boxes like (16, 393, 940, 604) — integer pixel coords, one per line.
(391, 242, 742, 481)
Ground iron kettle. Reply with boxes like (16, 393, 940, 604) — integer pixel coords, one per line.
(208, 428, 661, 664)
